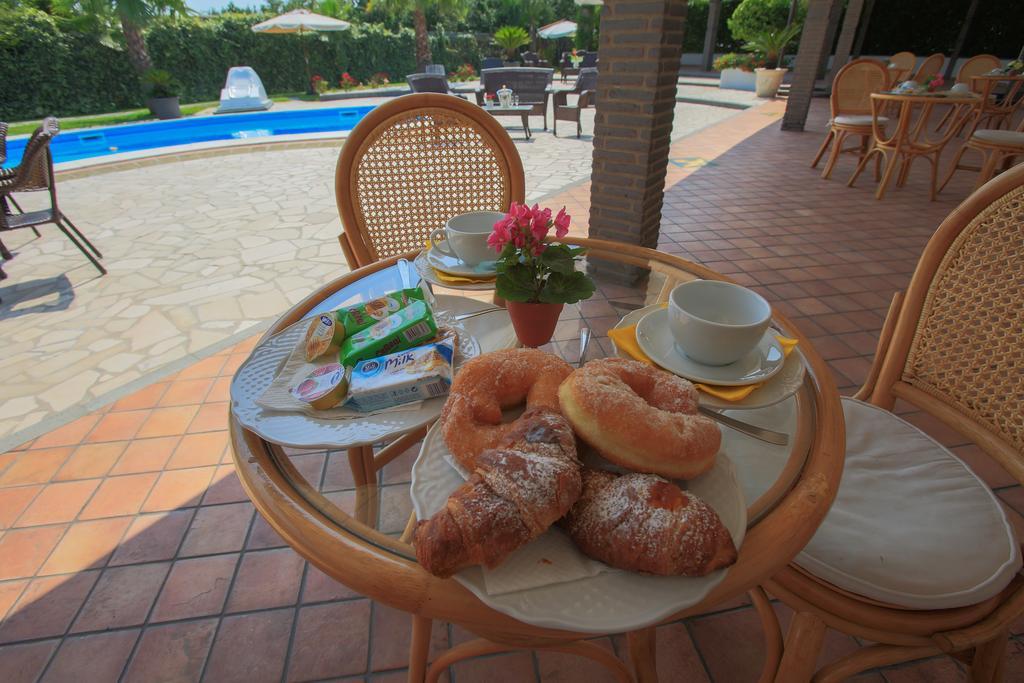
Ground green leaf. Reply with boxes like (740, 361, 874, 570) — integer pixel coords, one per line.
(538, 270, 595, 305)
(538, 244, 576, 275)
(496, 262, 539, 303)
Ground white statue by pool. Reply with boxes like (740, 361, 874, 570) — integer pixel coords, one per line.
(215, 66, 273, 114)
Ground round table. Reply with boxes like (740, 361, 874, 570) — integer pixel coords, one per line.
(229, 238, 846, 682)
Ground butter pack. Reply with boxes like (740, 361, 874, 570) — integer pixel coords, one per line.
(304, 288, 426, 362)
(339, 299, 438, 367)
(345, 338, 454, 412)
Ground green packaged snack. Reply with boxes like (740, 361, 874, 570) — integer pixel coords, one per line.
(339, 300, 438, 367)
(334, 288, 426, 343)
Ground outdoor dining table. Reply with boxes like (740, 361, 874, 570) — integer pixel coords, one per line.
(964, 73, 1024, 136)
(480, 103, 535, 138)
(229, 238, 845, 682)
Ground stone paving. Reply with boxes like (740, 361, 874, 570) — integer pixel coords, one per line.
(0, 95, 742, 450)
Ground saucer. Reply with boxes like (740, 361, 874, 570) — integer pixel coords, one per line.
(425, 249, 497, 278)
(635, 308, 785, 386)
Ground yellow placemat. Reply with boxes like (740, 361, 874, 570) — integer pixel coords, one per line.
(423, 241, 497, 285)
(607, 317, 799, 402)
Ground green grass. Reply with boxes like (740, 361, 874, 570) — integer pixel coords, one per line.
(8, 101, 219, 136)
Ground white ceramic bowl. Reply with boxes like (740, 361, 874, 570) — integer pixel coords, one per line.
(668, 280, 772, 366)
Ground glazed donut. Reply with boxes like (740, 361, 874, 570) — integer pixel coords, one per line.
(440, 348, 574, 470)
(558, 357, 721, 479)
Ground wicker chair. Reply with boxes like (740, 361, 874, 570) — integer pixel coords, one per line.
(934, 55, 1005, 134)
(888, 51, 916, 84)
(768, 162, 1024, 682)
(553, 67, 598, 138)
(424, 64, 445, 76)
(481, 57, 502, 71)
(405, 73, 464, 99)
(0, 117, 106, 275)
(334, 93, 525, 268)
(580, 52, 598, 68)
(811, 59, 889, 179)
(477, 67, 555, 130)
(912, 53, 945, 83)
(940, 116, 1024, 192)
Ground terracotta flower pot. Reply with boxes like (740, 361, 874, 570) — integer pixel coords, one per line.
(507, 301, 564, 347)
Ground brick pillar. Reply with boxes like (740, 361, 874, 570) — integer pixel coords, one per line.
(588, 0, 689, 275)
(782, 0, 837, 131)
(826, 0, 865, 88)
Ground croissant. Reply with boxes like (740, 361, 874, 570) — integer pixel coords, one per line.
(414, 409, 581, 578)
(563, 468, 737, 576)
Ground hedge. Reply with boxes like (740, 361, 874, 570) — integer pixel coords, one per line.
(681, 0, 744, 54)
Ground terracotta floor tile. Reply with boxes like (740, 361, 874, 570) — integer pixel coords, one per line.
(135, 405, 200, 439)
(203, 608, 294, 683)
(149, 554, 238, 622)
(881, 655, 968, 681)
(287, 600, 372, 680)
(451, 651, 535, 683)
(221, 352, 249, 375)
(291, 452, 326, 487)
(953, 445, 1017, 490)
(157, 378, 213, 407)
(85, 410, 151, 444)
(38, 517, 132, 575)
(998, 487, 1024, 519)
(185, 401, 230, 435)
(0, 579, 28, 622)
(302, 563, 361, 603)
(0, 486, 42, 529)
(175, 355, 227, 380)
(79, 472, 160, 520)
(141, 467, 216, 512)
(652, 622, 710, 682)
(0, 571, 99, 643)
(536, 637, 618, 682)
(369, 601, 448, 672)
(29, 415, 100, 450)
(14, 479, 99, 527)
(0, 448, 73, 487)
(70, 562, 170, 633)
(52, 442, 127, 481)
(0, 639, 60, 683)
(225, 547, 304, 612)
(0, 525, 68, 580)
(201, 465, 249, 505)
(165, 431, 228, 470)
(246, 512, 287, 550)
(206, 376, 232, 403)
(109, 509, 194, 566)
(111, 382, 169, 412)
(110, 436, 179, 475)
(178, 501, 253, 557)
(121, 618, 218, 683)
(39, 628, 139, 683)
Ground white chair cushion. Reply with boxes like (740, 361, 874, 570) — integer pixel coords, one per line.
(972, 129, 1024, 147)
(795, 398, 1021, 610)
(833, 115, 889, 126)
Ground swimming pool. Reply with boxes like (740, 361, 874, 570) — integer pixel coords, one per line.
(3, 105, 375, 167)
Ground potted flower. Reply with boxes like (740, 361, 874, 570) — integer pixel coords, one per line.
(488, 202, 595, 347)
(494, 26, 529, 66)
(142, 68, 182, 120)
(743, 23, 803, 98)
(713, 53, 766, 92)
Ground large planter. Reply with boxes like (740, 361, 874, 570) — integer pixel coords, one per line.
(755, 68, 788, 98)
(147, 96, 181, 120)
(719, 68, 757, 92)
(507, 301, 564, 347)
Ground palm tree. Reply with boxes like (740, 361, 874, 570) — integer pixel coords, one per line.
(369, 0, 470, 71)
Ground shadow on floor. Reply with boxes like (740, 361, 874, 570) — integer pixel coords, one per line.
(0, 273, 75, 318)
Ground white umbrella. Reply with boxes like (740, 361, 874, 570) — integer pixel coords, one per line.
(252, 10, 351, 91)
(538, 19, 578, 40)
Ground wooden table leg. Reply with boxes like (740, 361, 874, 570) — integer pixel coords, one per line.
(627, 627, 658, 683)
(775, 611, 826, 682)
(408, 615, 432, 683)
(522, 113, 531, 139)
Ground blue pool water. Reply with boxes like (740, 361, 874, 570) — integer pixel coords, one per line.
(3, 105, 375, 167)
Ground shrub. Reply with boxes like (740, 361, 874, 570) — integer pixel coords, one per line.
(728, 0, 806, 44)
(311, 74, 329, 94)
(681, 0, 744, 53)
(338, 72, 359, 90)
(451, 63, 476, 82)
(712, 52, 767, 72)
(493, 26, 529, 61)
(741, 23, 803, 68)
(368, 72, 391, 86)
(142, 69, 181, 99)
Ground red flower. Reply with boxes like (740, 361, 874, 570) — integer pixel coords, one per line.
(553, 207, 570, 238)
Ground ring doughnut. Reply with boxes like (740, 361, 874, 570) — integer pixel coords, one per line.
(558, 357, 721, 479)
(440, 348, 574, 470)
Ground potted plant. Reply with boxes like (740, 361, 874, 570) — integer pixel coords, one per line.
(142, 68, 182, 120)
(713, 53, 766, 92)
(743, 23, 802, 98)
(494, 26, 530, 66)
(488, 202, 595, 347)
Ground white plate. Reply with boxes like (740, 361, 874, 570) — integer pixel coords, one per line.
(425, 249, 498, 277)
(410, 421, 747, 633)
(414, 251, 496, 292)
(636, 308, 785, 387)
(612, 305, 805, 410)
(230, 295, 515, 449)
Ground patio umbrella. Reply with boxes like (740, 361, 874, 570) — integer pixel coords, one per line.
(538, 19, 578, 40)
(252, 9, 351, 92)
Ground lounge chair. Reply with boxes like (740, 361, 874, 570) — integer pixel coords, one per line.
(215, 66, 272, 115)
(477, 67, 555, 130)
(554, 68, 598, 137)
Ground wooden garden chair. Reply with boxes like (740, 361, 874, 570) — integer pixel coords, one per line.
(767, 163, 1024, 682)
(812, 59, 889, 180)
(940, 116, 1024, 192)
(912, 53, 946, 84)
(887, 51, 916, 85)
(935, 55, 1004, 133)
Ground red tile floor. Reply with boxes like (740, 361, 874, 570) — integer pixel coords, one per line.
(2, 98, 1023, 682)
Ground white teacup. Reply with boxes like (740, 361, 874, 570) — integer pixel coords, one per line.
(668, 280, 772, 366)
(950, 82, 971, 94)
(430, 211, 505, 266)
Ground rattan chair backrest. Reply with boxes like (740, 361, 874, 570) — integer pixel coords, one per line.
(871, 164, 1024, 480)
(831, 59, 888, 118)
(912, 53, 945, 83)
(2, 117, 58, 193)
(406, 73, 450, 94)
(956, 54, 1002, 87)
(334, 94, 525, 268)
(0, 121, 8, 166)
(577, 68, 598, 94)
(889, 51, 915, 72)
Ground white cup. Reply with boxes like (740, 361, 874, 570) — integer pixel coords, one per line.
(668, 280, 772, 366)
(950, 82, 970, 94)
(429, 211, 506, 266)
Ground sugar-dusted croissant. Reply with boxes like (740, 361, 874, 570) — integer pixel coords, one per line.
(414, 409, 581, 578)
(563, 468, 737, 576)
